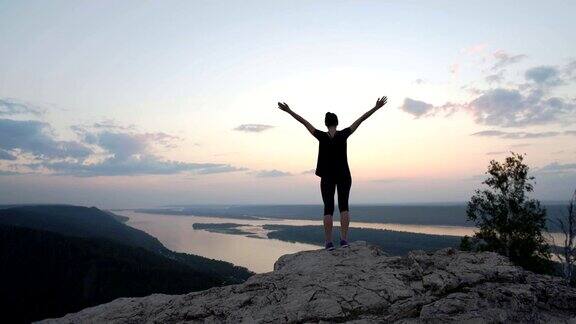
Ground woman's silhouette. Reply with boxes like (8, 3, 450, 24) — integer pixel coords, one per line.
(278, 96, 387, 250)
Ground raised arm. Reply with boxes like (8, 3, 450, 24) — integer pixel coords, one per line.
(277, 102, 316, 135)
(349, 96, 387, 133)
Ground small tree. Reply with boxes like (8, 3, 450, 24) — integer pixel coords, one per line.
(463, 153, 550, 273)
(552, 189, 576, 285)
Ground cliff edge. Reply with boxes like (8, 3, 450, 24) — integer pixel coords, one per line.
(41, 241, 576, 323)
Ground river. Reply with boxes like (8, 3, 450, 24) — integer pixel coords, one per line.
(121, 210, 564, 273)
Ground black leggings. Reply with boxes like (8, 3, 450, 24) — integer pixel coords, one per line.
(320, 175, 352, 216)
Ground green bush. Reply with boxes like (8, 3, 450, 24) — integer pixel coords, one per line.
(463, 153, 552, 274)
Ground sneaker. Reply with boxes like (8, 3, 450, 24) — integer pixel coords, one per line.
(340, 240, 350, 248)
(325, 242, 335, 251)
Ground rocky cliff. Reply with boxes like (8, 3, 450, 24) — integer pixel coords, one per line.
(41, 242, 576, 323)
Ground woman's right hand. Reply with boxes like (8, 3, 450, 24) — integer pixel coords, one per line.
(374, 96, 387, 109)
(278, 102, 290, 112)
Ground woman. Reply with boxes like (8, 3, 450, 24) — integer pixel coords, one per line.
(277, 96, 387, 250)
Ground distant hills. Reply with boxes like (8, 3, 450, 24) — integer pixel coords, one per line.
(0, 205, 253, 323)
(139, 203, 569, 228)
(138, 204, 475, 225)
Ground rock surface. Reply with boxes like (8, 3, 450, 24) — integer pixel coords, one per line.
(41, 242, 576, 323)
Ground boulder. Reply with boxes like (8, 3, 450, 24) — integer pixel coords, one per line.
(40, 241, 576, 323)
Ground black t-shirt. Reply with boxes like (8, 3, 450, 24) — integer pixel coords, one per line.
(312, 127, 353, 178)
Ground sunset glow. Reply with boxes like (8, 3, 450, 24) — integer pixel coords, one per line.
(1, 1, 575, 207)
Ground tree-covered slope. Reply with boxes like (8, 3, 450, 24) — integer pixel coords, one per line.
(0, 205, 252, 282)
(0, 225, 223, 323)
(0, 205, 254, 322)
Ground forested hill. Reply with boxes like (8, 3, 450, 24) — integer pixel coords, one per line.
(0, 205, 253, 323)
(0, 225, 223, 323)
(0, 205, 251, 280)
(0, 205, 165, 253)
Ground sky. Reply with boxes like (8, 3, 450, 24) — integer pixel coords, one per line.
(1, 0, 575, 208)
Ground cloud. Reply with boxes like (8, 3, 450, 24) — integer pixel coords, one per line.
(36, 129, 244, 177)
(486, 151, 506, 156)
(399, 98, 458, 119)
(195, 165, 248, 175)
(564, 59, 576, 81)
(0, 170, 24, 176)
(525, 66, 563, 87)
(234, 124, 274, 133)
(301, 169, 315, 175)
(398, 98, 434, 118)
(92, 119, 137, 131)
(467, 88, 576, 126)
(460, 85, 483, 95)
(251, 169, 292, 177)
(0, 115, 244, 177)
(95, 131, 181, 159)
(0, 119, 92, 159)
(0, 98, 44, 116)
(471, 130, 576, 139)
(485, 70, 505, 84)
(471, 61, 575, 126)
(34, 158, 240, 177)
(468, 89, 525, 125)
(97, 132, 149, 159)
(536, 162, 576, 174)
(402, 86, 576, 126)
(0, 149, 17, 161)
(491, 50, 527, 71)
